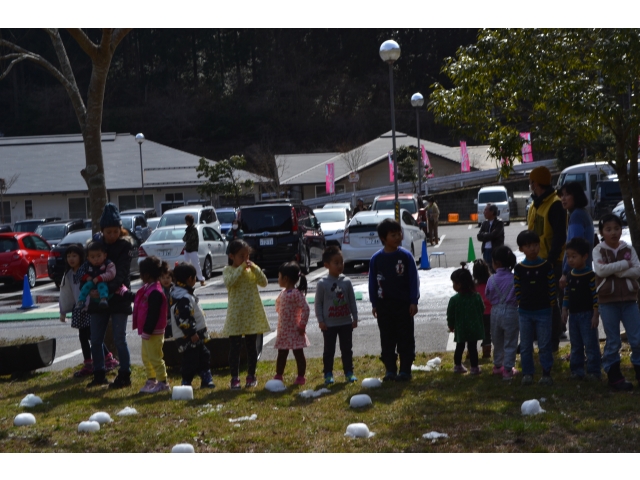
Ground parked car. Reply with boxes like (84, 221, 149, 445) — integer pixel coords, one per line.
(147, 217, 161, 231)
(157, 205, 221, 232)
(35, 219, 86, 248)
(47, 228, 141, 288)
(323, 202, 352, 217)
(594, 180, 623, 218)
(13, 217, 61, 233)
(556, 162, 616, 216)
(0, 232, 51, 288)
(120, 207, 158, 219)
(475, 186, 512, 226)
(0, 224, 12, 233)
(314, 208, 349, 248)
(120, 214, 152, 243)
(371, 194, 420, 220)
(83, 219, 92, 230)
(238, 200, 325, 273)
(612, 199, 634, 225)
(341, 209, 425, 267)
(138, 225, 228, 279)
(216, 207, 237, 235)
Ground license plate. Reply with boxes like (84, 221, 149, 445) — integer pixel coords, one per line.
(365, 238, 380, 245)
(260, 238, 274, 246)
(158, 249, 171, 256)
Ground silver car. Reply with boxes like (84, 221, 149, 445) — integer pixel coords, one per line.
(314, 208, 349, 248)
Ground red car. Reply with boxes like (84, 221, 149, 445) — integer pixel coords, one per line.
(0, 232, 51, 288)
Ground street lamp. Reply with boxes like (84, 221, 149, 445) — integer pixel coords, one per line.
(135, 133, 145, 207)
(411, 92, 424, 197)
(380, 40, 401, 221)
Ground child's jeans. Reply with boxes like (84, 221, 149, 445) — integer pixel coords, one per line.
(322, 324, 354, 374)
(375, 299, 415, 374)
(491, 304, 519, 370)
(78, 280, 109, 303)
(229, 334, 258, 378)
(519, 310, 553, 376)
(141, 334, 167, 382)
(568, 310, 601, 377)
(599, 301, 640, 372)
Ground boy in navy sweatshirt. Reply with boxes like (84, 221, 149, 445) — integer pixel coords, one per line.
(368, 218, 419, 381)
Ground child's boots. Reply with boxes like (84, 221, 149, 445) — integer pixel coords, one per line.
(109, 370, 132, 389)
(200, 370, 215, 389)
(607, 361, 633, 391)
(74, 360, 93, 378)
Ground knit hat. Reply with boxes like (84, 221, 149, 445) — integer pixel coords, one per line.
(99, 203, 122, 229)
(529, 166, 552, 186)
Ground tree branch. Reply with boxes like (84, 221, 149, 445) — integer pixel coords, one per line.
(110, 28, 132, 52)
(66, 28, 99, 59)
(0, 55, 27, 81)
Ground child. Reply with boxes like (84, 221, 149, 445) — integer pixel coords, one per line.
(273, 261, 310, 385)
(169, 263, 215, 388)
(561, 237, 601, 381)
(368, 218, 419, 381)
(133, 256, 170, 393)
(223, 239, 271, 389)
(473, 259, 492, 359)
(593, 213, 640, 390)
(514, 230, 556, 386)
(183, 214, 206, 286)
(315, 246, 358, 385)
(75, 241, 116, 310)
(160, 268, 173, 338)
(447, 264, 485, 374)
(59, 244, 118, 377)
(225, 219, 244, 256)
(485, 245, 519, 381)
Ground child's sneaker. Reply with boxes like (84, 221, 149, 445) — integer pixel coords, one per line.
(104, 353, 119, 371)
(99, 298, 109, 309)
(538, 375, 554, 386)
(294, 376, 306, 385)
(502, 367, 518, 381)
(139, 379, 157, 393)
(382, 371, 397, 382)
(148, 381, 170, 393)
(230, 377, 241, 390)
(396, 372, 412, 381)
(245, 375, 258, 388)
(469, 366, 481, 375)
(200, 370, 215, 388)
(324, 373, 335, 385)
(108, 371, 132, 389)
(345, 372, 358, 383)
(73, 360, 93, 378)
(453, 365, 468, 374)
(492, 366, 504, 376)
(521, 374, 534, 386)
(273, 374, 284, 381)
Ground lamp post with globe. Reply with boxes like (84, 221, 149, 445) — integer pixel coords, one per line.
(135, 133, 145, 207)
(411, 92, 424, 197)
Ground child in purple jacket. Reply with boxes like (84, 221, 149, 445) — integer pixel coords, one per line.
(485, 245, 519, 381)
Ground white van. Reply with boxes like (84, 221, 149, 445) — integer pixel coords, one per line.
(475, 186, 512, 226)
(556, 162, 616, 216)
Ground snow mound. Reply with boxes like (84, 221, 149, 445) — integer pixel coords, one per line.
(228, 414, 257, 423)
(423, 431, 448, 440)
(361, 378, 382, 388)
(412, 357, 442, 372)
(13, 413, 36, 426)
(344, 423, 375, 438)
(299, 388, 330, 398)
(265, 379, 286, 392)
(172, 385, 194, 400)
(19, 394, 43, 408)
(171, 443, 195, 453)
(116, 407, 138, 416)
(521, 399, 546, 416)
(89, 412, 113, 424)
(350, 394, 373, 408)
(78, 421, 100, 432)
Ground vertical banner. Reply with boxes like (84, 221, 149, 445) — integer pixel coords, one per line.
(325, 163, 335, 194)
(521, 132, 533, 163)
(421, 145, 434, 178)
(460, 141, 470, 173)
(388, 152, 395, 182)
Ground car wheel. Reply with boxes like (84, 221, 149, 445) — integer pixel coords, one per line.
(203, 256, 213, 279)
(27, 265, 36, 288)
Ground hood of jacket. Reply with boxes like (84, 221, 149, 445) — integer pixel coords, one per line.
(532, 186, 557, 208)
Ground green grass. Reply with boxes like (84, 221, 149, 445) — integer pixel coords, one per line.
(2, 347, 640, 452)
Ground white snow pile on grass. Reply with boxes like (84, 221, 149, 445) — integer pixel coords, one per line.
(172, 386, 194, 400)
(361, 378, 382, 388)
(354, 268, 456, 303)
(78, 421, 100, 433)
(89, 412, 113, 424)
(349, 394, 372, 408)
(171, 443, 195, 453)
(14, 413, 36, 426)
(265, 379, 286, 392)
(344, 423, 375, 438)
(299, 388, 330, 398)
(423, 431, 448, 442)
(197, 404, 224, 416)
(412, 357, 441, 372)
(228, 414, 257, 423)
(521, 399, 546, 416)
(116, 407, 138, 416)
(19, 394, 43, 408)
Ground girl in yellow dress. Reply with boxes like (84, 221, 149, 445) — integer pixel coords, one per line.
(223, 239, 271, 389)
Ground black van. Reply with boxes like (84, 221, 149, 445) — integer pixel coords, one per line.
(594, 180, 623, 218)
(238, 200, 325, 273)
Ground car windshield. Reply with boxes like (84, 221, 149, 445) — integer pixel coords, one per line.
(478, 192, 507, 203)
(147, 219, 159, 230)
(35, 224, 67, 239)
(0, 238, 18, 252)
(14, 221, 42, 232)
(240, 207, 292, 234)
(158, 212, 197, 227)
(374, 199, 417, 213)
(119, 216, 136, 230)
(315, 210, 346, 223)
(147, 228, 186, 242)
(59, 230, 92, 246)
(217, 211, 236, 223)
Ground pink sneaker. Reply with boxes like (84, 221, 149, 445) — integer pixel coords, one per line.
(148, 381, 170, 393)
(139, 379, 157, 393)
(273, 374, 283, 381)
(73, 360, 93, 378)
(470, 366, 481, 375)
(104, 353, 120, 371)
(245, 375, 258, 388)
(492, 366, 504, 376)
(453, 365, 468, 374)
(294, 376, 306, 385)
(503, 367, 519, 381)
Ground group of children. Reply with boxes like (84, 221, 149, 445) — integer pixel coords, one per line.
(448, 213, 640, 390)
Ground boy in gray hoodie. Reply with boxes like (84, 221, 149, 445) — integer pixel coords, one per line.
(315, 246, 358, 385)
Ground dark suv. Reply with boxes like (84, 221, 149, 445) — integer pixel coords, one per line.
(34, 219, 85, 248)
(13, 217, 62, 233)
(238, 200, 325, 273)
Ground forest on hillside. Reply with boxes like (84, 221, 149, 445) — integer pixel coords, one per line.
(0, 29, 479, 171)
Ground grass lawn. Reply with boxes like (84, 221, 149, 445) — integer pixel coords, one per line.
(2, 346, 640, 453)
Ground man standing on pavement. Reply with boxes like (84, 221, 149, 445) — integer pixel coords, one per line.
(426, 196, 440, 246)
(527, 166, 567, 351)
(353, 198, 367, 215)
(477, 204, 504, 272)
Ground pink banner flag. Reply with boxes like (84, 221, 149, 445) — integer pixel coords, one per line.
(460, 141, 470, 173)
(421, 145, 434, 178)
(388, 152, 394, 182)
(325, 163, 335, 194)
(521, 132, 533, 163)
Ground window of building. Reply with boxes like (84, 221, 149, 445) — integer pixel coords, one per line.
(118, 194, 154, 211)
(0, 201, 11, 224)
(314, 184, 345, 198)
(69, 198, 90, 219)
(25, 200, 33, 219)
(165, 192, 184, 202)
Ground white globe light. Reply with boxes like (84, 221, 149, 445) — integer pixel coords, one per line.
(135, 133, 145, 144)
(411, 92, 424, 107)
(379, 40, 401, 64)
